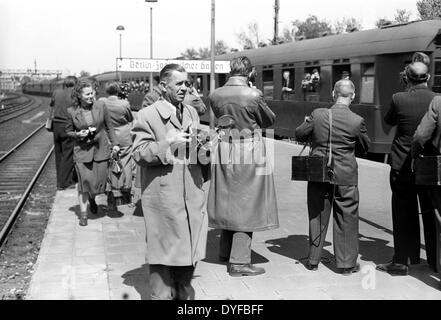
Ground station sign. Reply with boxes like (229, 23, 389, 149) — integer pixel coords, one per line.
(116, 58, 230, 74)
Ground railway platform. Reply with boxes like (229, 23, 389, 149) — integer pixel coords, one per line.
(27, 139, 441, 300)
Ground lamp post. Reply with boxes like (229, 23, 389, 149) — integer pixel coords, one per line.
(209, 0, 216, 129)
(116, 25, 125, 82)
(146, 0, 158, 93)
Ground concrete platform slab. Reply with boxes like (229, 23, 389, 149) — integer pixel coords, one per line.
(27, 139, 441, 300)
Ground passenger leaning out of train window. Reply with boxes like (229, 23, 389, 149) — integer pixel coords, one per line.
(281, 70, 294, 100)
(301, 73, 312, 91)
(341, 71, 350, 80)
(311, 69, 321, 89)
(65, 80, 119, 227)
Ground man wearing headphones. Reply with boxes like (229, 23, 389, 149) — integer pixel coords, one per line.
(377, 60, 439, 275)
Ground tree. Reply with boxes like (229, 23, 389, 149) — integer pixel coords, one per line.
(375, 18, 393, 28)
(291, 15, 333, 39)
(198, 47, 210, 59)
(180, 40, 230, 59)
(236, 22, 267, 50)
(79, 70, 90, 77)
(215, 40, 229, 55)
(394, 9, 412, 23)
(180, 48, 199, 59)
(417, 0, 441, 20)
(333, 17, 363, 34)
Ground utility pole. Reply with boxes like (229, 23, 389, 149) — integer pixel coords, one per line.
(209, 0, 216, 129)
(273, 0, 279, 45)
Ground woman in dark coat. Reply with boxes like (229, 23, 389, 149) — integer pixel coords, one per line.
(66, 80, 119, 226)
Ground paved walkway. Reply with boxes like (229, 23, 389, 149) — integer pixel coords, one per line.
(27, 139, 441, 300)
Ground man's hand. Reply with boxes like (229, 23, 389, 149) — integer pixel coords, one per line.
(166, 129, 190, 145)
(77, 129, 89, 139)
(112, 145, 120, 154)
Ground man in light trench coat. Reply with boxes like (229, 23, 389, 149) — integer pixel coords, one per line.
(208, 56, 279, 277)
(131, 64, 207, 300)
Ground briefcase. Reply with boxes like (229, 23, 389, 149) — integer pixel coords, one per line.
(291, 109, 334, 183)
(414, 155, 441, 185)
(292, 155, 333, 182)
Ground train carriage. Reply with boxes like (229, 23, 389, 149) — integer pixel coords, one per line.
(22, 19, 441, 156)
(195, 19, 441, 154)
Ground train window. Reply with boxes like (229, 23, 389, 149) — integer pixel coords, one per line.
(281, 69, 295, 100)
(332, 65, 351, 86)
(302, 67, 320, 93)
(360, 64, 375, 104)
(433, 61, 441, 93)
(262, 69, 274, 100)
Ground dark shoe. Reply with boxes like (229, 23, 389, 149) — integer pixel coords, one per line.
(305, 261, 318, 271)
(89, 198, 98, 214)
(229, 264, 265, 277)
(107, 193, 117, 211)
(219, 256, 229, 262)
(339, 263, 360, 276)
(376, 262, 409, 275)
(79, 212, 88, 226)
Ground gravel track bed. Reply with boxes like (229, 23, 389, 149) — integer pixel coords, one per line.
(0, 152, 56, 299)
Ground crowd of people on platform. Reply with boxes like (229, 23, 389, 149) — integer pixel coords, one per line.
(47, 53, 440, 300)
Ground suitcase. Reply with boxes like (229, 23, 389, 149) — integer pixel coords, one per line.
(414, 156, 441, 185)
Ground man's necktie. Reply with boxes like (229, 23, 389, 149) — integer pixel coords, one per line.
(176, 105, 183, 124)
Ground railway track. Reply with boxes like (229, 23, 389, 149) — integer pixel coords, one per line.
(0, 124, 54, 249)
(0, 94, 41, 124)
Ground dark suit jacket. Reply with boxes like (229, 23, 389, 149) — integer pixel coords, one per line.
(295, 104, 371, 186)
(412, 95, 441, 157)
(66, 100, 117, 163)
(141, 86, 161, 109)
(384, 84, 436, 170)
(50, 87, 74, 124)
(209, 76, 275, 131)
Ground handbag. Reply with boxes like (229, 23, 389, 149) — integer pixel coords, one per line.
(45, 106, 54, 132)
(291, 109, 334, 183)
(414, 155, 441, 185)
(45, 118, 53, 132)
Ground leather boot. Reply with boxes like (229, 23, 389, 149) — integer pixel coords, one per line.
(79, 212, 88, 226)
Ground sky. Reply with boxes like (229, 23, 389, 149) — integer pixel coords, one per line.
(0, 0, 420, 76)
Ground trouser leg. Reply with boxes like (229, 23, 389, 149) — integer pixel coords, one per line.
(59, 133, 76, 188)
(333, 185, 359, 268)
(219, 230, 233, 260)
(229, 231, 253, 264)
(307, 182, 332, 265)
(149, 264, 173, 300)
(390, 169, 421, 265)
(418, 187, 437, 270)
(171, 265, 196, 300)
(53, 126, 63, 189)
(54, 122, 76, 189)
(427, 188, 441, 273)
